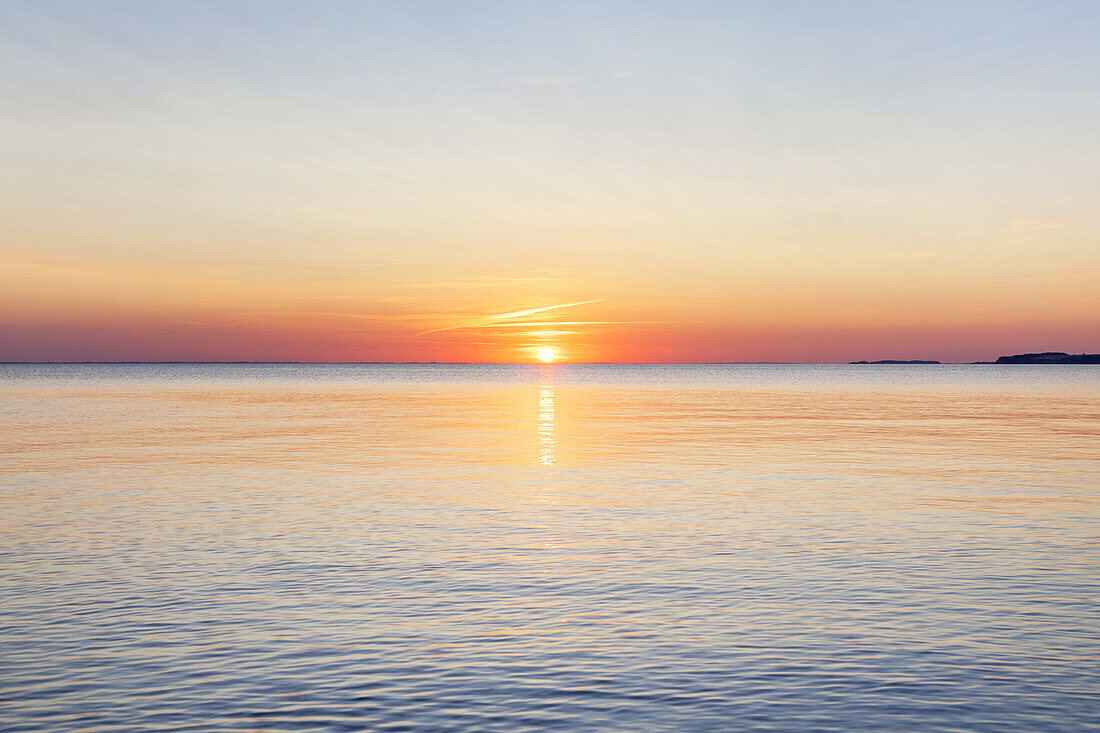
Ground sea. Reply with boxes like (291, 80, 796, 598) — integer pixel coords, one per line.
(1, 363, 1098, 731)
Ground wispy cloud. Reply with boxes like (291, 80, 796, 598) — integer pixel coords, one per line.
(1007, 219, 1063, 233)
(979, 272, 1099, 283)
(413, 299, 606, 338)
(501, 72, 639, 85)
(294, 311, 454, 322)
(502, 74, 588, 86)
(490, 300, 605, 320)
(857, 251, 942, 260)
(457, 321, 635, 329)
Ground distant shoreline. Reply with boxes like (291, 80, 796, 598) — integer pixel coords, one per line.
(849, 360, 941, 365)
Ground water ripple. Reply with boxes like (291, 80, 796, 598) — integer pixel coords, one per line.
(1, 365, 1098, 730)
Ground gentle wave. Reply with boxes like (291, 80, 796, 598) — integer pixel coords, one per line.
(1, 365, 1098, 731)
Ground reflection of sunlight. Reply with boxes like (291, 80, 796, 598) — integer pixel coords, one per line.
(538, 385, 555, 466)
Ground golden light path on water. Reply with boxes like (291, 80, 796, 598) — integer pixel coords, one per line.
(1, 363, 1098, 731)
(538, 384, 555, 466)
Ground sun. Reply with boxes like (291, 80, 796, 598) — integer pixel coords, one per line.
(535, 348, 557, 363)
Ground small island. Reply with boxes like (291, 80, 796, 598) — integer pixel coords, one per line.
(849, 352, 1099, 364)
(990, 352, 1100, 364)
(849, 359, 941, 364)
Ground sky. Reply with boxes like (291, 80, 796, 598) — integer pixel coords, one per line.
(1, 0, 1098, 363)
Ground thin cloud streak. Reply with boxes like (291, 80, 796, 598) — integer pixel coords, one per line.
(979, 272, 1099, 283)
(502, 74, 588, 85)
(491, 300, 606, 321)
(412, 299, 606, 338)
(448, 320, 650, 329)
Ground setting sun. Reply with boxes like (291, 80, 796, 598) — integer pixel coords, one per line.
(535, 348, 557, 362)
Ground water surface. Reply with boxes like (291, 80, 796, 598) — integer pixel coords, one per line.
(2, 364, 1098, 731)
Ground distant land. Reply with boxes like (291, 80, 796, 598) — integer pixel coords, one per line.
(980, 352, 1100, 365)
(849, 352, 1099, 365)
(850, 359, 941, 364)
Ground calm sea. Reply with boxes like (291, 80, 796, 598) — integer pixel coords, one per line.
(2, 364, 1098, 731)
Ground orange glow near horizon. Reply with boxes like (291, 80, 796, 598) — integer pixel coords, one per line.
(0, 276, 1097, 363)
(1, 3, 1097, 364)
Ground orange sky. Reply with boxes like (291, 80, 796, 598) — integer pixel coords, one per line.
(1, 3, 1097, 362)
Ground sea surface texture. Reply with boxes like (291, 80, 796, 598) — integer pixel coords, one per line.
(2, 364, 1098, 732)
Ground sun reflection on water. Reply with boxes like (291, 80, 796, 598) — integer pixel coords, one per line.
(538, 385, 555, 466)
